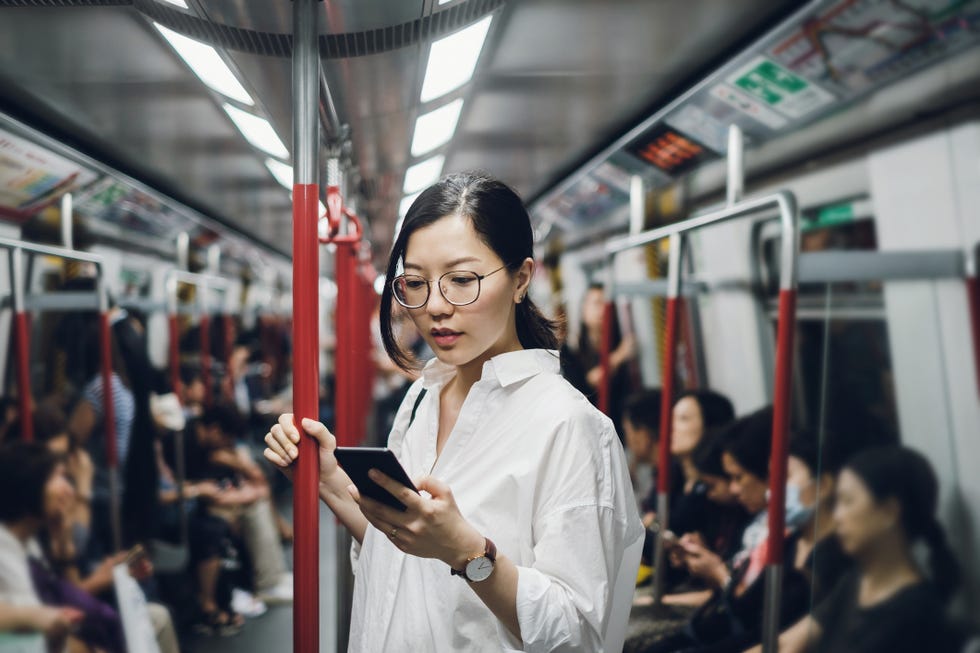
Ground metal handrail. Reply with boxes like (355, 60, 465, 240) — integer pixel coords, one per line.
(604, 190, 799, 653)
(0, 237, 122, 552)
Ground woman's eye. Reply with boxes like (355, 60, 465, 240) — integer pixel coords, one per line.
(405, 280, 426, 290)
(451, 276, 475, 285)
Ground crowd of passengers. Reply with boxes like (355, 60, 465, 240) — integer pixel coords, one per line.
(618, 388, 969, 653)
(0, 287, 295, 652)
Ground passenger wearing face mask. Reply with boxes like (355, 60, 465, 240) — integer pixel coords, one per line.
(746, 445, 960, 653)
(636, 409, 816, 653)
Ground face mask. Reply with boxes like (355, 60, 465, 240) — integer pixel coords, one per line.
(784, 483, 815, 530)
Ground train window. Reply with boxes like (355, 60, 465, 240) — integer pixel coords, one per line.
(756, 198, 900, 445)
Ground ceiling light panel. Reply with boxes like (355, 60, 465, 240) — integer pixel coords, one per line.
(225, 104, 289, 159)
(159, 0, 188, 7)
(153, 23, 253, 105)
(403, 156, 445, 194)
(265, 158, 292, 188)
(420, 16, 493, 103)
(411, 98, 464, 157)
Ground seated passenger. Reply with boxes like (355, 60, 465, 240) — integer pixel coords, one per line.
(622, 388, 665, 513)
(749, 446, 959, 653)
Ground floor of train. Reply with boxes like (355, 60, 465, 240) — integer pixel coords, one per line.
(184, 495, 340, 653)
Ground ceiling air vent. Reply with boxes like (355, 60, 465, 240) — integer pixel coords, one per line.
(132, 0, 505, 59)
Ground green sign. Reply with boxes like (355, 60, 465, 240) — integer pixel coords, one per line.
(802, 202, 857, 231)
(736, 60, 810, 105)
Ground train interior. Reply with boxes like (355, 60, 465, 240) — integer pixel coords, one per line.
(1, 0, 979, 651)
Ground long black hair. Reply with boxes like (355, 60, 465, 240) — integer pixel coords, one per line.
(380, 172, 559, 370)
(844, 445, 960, 601)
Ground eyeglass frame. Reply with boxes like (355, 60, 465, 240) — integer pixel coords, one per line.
(390, 265, 509, 309)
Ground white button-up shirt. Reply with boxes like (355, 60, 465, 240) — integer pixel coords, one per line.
(0, 523, 41, 607)
(349, 349, 644, 652)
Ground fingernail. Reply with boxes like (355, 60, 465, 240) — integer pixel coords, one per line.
(289, 447, 298, 458)
(367, 469, 378, 480)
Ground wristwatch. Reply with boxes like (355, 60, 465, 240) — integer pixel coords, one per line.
(450, 537, 497, 582)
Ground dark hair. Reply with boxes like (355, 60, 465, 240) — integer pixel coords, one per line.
(623, 389, 662, 434)
(577, 283, 622, 356)
(32, 400, 68, 444)
(0, 441, 59, 522)
(788, 428, 848, 478)
(692, 429, 729, 477)
(180, 364, 203, 387)
(721, 406, 773, 480)
(200, 403, 246, 437)
(844, 446, 960, 600)
(380, 172, 559, 370)
(675, 390, 735, 433)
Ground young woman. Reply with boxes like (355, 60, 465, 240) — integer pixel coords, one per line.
(753, 445, 958, 653)
(264, 173, 643, 651)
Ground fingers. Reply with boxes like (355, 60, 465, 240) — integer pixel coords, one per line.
(369, 469, 423, 508)
(264, 430, 294, 462)
(300, 417, 336, 451)
(356, 487, 410, 527)
(263, 447, 291, 469)
(414, 474, 449, 497)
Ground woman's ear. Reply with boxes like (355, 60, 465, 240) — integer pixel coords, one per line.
(514, 258, 534, 303)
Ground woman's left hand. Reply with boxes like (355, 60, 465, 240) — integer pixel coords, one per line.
(351, 470, 485, 569)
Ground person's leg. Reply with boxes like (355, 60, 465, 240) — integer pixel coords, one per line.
(240, 498, 290, 595)
(147, 602, 180, 653)
(196, 558, 222, 614)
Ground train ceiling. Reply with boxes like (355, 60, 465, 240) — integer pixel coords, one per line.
(0, 0, 978, 266)
(0, 0, 798, 264)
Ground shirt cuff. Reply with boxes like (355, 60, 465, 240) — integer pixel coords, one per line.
(349, 536, 362, 575)
(494, 565, 575, 653)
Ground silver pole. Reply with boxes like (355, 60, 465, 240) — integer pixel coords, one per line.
(61, 193, 73, 250)
(176, 232, 190, 271)
(762, 565, 784, 652)
(727, 124, 744, 208)
(629, 175, 645, 236)
(294, 2, 318, 187)
(207, 244, 221, 275)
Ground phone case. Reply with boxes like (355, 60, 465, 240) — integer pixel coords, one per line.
(334, 447, 419, 512)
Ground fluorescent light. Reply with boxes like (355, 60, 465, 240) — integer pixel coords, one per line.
(225, 104, 289, 159)
(265, 158, 292, 188)
(411, 98, 463, 157)
(420, 16, 493, 103)
(400, 192, 422, 217)
(403, 156, 444, 194)
(153, 23, 253, 105)
(159, 0, 188, 7)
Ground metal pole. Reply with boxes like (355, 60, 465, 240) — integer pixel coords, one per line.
(167, 275, 182, 398)
(966, 243, 979, 399)
(292, 1, 321, 651)
(652, 233, 683, 605)
(176, 232, 190, 271)
(97, 275, 122, 552)
(199, 281, 213, 408)
(10, 247, 33, 441)
(61, 193, 73, 250)
(761, 195, 800, 653)
(727, 124, 744, 208)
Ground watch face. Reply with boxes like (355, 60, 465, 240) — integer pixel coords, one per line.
(465, 556, 494, 582)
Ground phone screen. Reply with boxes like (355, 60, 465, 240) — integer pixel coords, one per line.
(334, 447, 419, 512)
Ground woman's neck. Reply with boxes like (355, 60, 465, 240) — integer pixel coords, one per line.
(680, 455, 698, 487)
(858, 536, 921, 601)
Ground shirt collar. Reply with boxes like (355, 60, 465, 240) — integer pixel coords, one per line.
(420, 348, 560, 390)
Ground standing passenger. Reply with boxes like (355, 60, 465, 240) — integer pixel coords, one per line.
(265, 172, 643, 651)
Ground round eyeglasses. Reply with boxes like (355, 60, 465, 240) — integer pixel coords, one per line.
(391, 265, 507, 309)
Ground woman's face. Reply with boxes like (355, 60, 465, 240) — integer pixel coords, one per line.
(403, 214, 529, 373)
(701, 473, 735, 504)
(670, 396, 704, 456)
(723, 452, 768, 514)
(833, 469, 898, 557)
(581, 288, 606, 333)
(43, 463, 75, 521)
(624, 417, 655, 463)
(787, 455, 816, 507)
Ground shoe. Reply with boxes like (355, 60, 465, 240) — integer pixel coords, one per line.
(256, 575, 293, 605)
(231, 588, 268, 618)
(191, 608, 244, 637)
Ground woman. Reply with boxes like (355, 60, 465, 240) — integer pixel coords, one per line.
(754, 445, 958, 653)
(264, 173, 643, 651)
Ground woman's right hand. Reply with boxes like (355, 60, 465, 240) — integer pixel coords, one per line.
(263, 414, 339, 485)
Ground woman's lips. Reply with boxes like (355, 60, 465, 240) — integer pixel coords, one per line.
(432, 330, 462, 347)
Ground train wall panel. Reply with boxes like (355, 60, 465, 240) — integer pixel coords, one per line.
(692, 221, 768, 415)
(0, 222, 20, 390)
(869, 124, 980, 617)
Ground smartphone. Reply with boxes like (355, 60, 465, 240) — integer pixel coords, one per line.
(334, 447, 419, 512)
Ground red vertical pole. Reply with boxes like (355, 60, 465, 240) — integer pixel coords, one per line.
(168, 314, 182, 397)
(967, 274, 980, 399)
(10, 248, 33, 441)
(291, 1, 320, 648)
(656, 297, 680, 495)
(293, 183, 320, 653)
(200, 314, 212, 408)
(598, 301, 614, 415)
(765, 289, 796, 567)
(13, 312, 33, 441)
